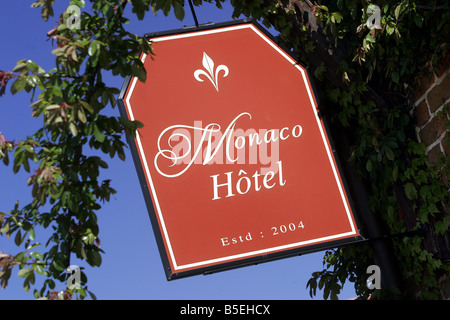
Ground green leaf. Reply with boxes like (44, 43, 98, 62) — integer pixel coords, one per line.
(88, 41, 100, 57)
(435, 216, 450, 235)
(131, 0, 150, 20)
(69, 122, 78, 137)
(88, 290, 97, 300)
(12, 61, 27, 74)
(76, 286, 87, 298)
(0, 222, 10, 233)
(24, 144, 34, 153)
(71, 0, 85, 8)
(391, 71, 399, 84)
(366, 159, 373, 172)
(332, 12, 343, 23)
(173, 1, 185, 21)
(17, 268, 33, 278)
(414, 14, 424, 28)
(28, 229, 35, 241)
(405, 182, 417, 200)
(26, 60, 44, 74)
(34, 264, 45, 276)
(134, 120, 144, 129)
(93, 124, 105, 143)
(46, 104, 61, 111)
(10, 77, 27, 94)
(47, 279, 55, 289)
(392, 165, 398, 181)
(40, 2, 54, 21)
(15, 230, 23, 246)
(52, 260, 65, 272)
(30, 251, 44, 259)
(131, 65, 146, 82)
(386, 24, 394, 35)
(385, 147, 395, 161)
(80, 100, 94, 114)
(394, 4, 402, 20)
(86, 249, 102, 267)
(387, 206, 395, 221)
(77, 108, 87, 124)
(163, 0, 171, 16)
(26, 242, 41, 251)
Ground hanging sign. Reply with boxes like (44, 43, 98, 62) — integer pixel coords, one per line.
(118, 20, 361, 280)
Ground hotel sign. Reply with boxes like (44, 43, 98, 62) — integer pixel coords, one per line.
(118, 21, 361, 280)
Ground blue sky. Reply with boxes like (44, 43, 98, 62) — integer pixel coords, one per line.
(0, 1, 358, 300)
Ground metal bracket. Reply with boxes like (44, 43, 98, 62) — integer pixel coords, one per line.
(360, 224, 429, 244)
(187, 0, 199, 27)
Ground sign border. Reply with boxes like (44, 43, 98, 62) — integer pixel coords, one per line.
(117, 19, 365, 280)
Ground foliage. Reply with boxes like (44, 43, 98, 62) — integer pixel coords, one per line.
(304, 0, 450, 300)
(0, 0, 185, 299)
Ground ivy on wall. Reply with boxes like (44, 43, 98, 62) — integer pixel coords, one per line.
(208, 0, 450, 299)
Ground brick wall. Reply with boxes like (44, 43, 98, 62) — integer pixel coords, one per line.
(412, 54, 450, 299)
(413, 55, 450, 166)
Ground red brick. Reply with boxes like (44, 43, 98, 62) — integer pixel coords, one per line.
(427, 143, 441, 166)
(415, 72, 435, 101)
(428, 72, 450, 113)
(414, 99, 431, 127)
(419, 115, 447, 146)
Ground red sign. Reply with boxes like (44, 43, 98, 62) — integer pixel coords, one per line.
(119, 21, 360, 279)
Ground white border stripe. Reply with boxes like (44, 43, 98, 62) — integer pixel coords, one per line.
(177, 231, 356, 270)
(151, 24, 252, 43)
(125, 24, 357, 271)
(248, 24, 356, 234)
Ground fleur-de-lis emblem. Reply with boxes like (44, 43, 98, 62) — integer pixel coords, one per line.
(194, 52, 229, 92)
